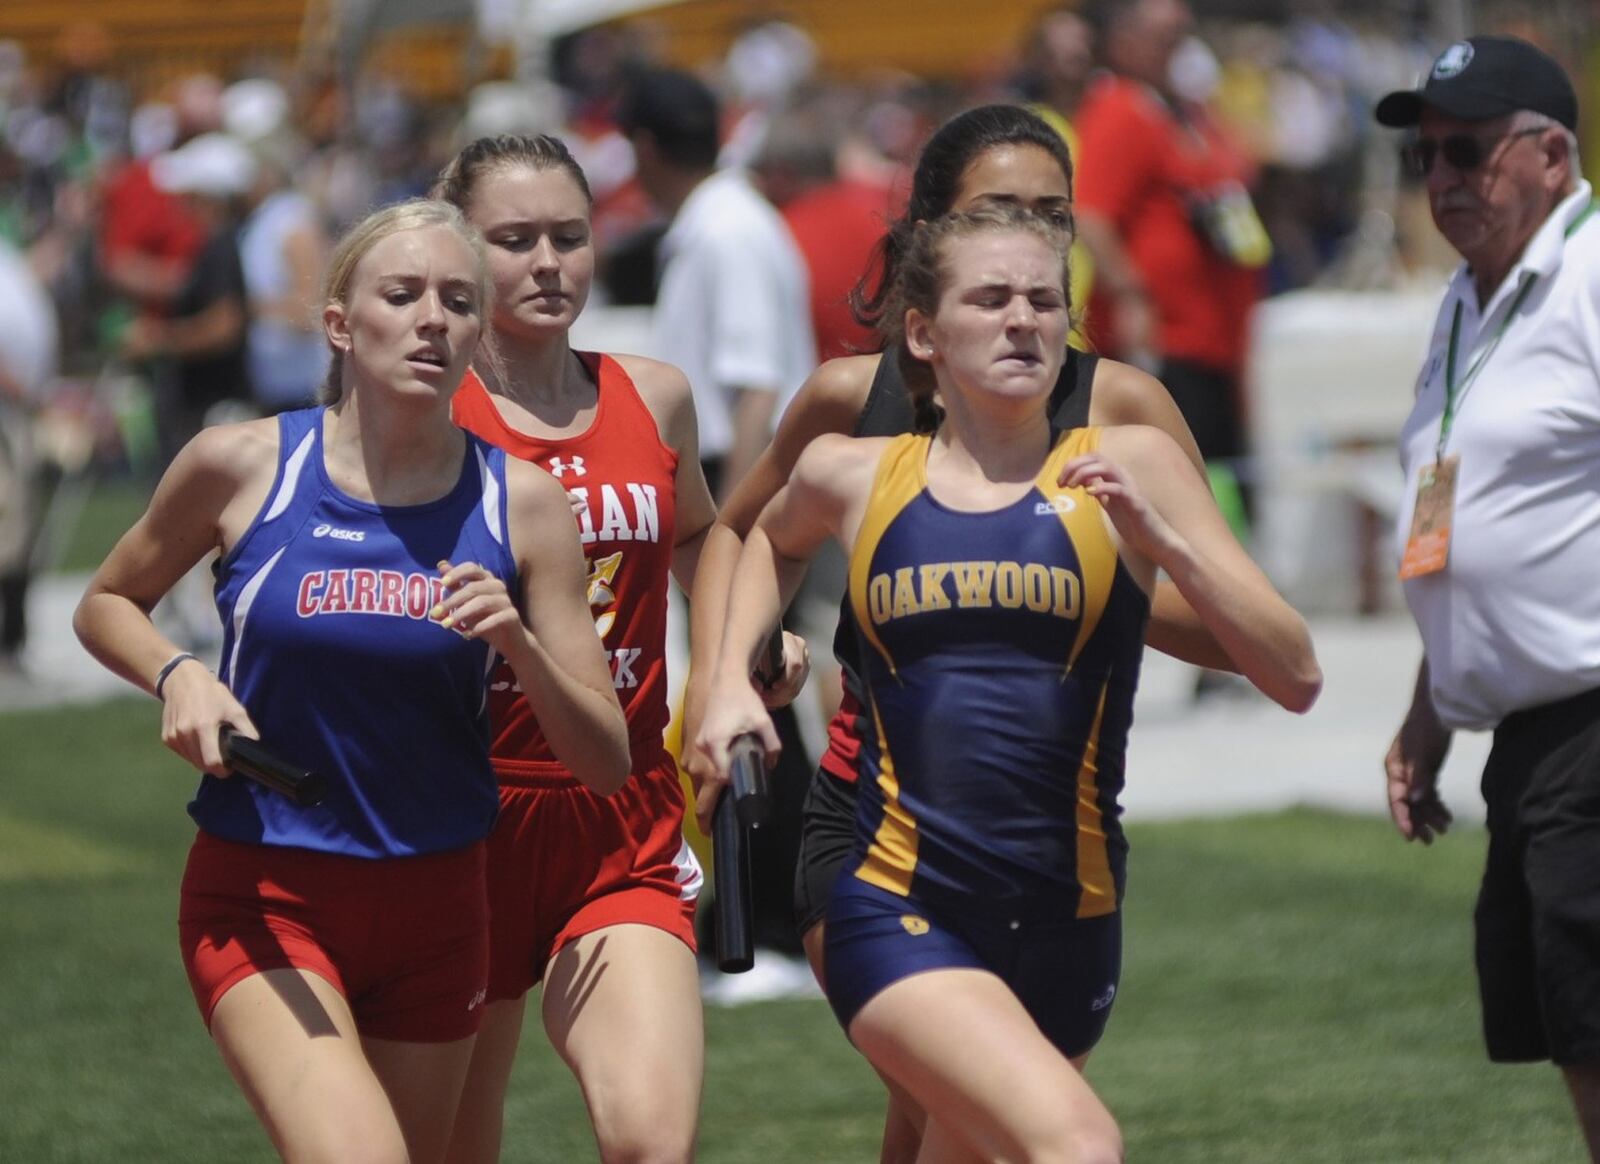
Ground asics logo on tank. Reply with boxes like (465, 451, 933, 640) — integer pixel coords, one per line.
(312, 523, 365, 542)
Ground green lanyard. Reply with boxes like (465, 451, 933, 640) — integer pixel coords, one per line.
(1438, 198, 1599, 460)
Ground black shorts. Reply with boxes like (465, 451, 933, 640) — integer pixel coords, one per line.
(1158, 358, 1246, 464)
(793, 766, 859, 935)
(1476, 684, 1600, 1065)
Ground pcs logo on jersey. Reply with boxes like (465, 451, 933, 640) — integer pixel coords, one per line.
(900, 914, 931, 936)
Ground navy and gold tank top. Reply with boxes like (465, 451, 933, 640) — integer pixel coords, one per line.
(821, 349, 1098, 784)
(847, 426, 1148, 921)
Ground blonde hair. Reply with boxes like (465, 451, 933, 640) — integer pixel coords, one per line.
(881, 206, 1072, 432)
(319, 199, 492, 404)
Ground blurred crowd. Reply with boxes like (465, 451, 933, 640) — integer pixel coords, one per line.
(0, 2, 1589, 670)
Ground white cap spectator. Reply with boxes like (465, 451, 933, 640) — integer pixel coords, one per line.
(151, 132, 258, 198)
(222, 78, 289, 143)
(725, 20, 816, 108)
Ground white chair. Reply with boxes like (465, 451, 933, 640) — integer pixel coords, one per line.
(1247, 288, 1441, 614)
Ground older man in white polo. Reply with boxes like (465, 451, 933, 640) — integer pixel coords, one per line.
(1378, 35, 1600, 1155)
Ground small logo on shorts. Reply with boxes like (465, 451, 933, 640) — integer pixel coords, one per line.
(1090, 984, 1117, 1011)
(467, 987, 487, 1012)
(900, 915, 930, 936)
(1035, 495, 1076, 516)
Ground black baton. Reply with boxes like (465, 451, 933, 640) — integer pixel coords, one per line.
(712, 736, 760, 974)
(712, 628, 786, 972)
(219, 727, 329, 807)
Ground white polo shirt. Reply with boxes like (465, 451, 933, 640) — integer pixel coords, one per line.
(1396, 182, 1600, 730)
(652, 167, 815, 460)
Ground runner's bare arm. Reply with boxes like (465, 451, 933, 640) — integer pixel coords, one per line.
(498, 458, 630, 793)
(1076, 425, 1321, 711)
(1088, 359, 1240, 673)
(682, 355, 879, 765)
(73, 421, 278, 771)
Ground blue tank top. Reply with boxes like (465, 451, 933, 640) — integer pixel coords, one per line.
(189, 406, 516, 858)
(847, 428, 1150, 921)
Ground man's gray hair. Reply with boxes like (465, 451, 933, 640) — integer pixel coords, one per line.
(1516, 111, 1582, 190)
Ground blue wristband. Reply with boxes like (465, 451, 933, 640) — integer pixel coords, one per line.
(154, 652, 200, 701)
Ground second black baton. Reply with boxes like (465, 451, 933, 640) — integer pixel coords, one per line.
(712, 739, 757, 973)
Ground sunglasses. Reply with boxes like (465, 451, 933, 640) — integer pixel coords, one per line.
(1400, 126, 1546, 177)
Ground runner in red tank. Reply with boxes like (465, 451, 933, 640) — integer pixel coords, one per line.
(437, 134, 802, 1164)
(455, 352, 680, 774)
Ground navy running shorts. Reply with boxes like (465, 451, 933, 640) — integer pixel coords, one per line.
(823, 873, 1121, 1059)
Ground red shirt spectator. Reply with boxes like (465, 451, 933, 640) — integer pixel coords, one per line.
(1076, 75, 1263, 377)
(100, 157, 205, 306)
(781, 177, 894, 360)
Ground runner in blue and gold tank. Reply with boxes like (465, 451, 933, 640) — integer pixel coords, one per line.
(698, 205, 1319, 1157)
(826, 426, 1147, 1057)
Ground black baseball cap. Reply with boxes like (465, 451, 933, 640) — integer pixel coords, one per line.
(1375, 36, 1577, 131)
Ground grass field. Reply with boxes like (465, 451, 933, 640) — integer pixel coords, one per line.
(0, 698, 1582, 1162)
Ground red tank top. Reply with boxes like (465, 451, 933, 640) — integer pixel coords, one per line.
(452, 354, 678, 779)
(820, 693, 865, 783)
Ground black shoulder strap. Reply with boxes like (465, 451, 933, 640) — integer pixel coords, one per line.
(1049, 348, 1097, 429)
(854, 352, 916, 438)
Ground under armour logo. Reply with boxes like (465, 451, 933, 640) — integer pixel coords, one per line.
(548, 455, 587, 478)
